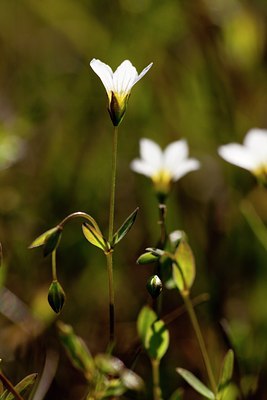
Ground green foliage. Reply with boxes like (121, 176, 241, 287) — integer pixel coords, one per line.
(217, 349, 234, 400)
(176, 368, 215, 399)
(29, 227, 61, 249)
(112, 207, 138, 247)
(172, 238, 196, 294)
(137, 251, 160, 264)
(137, 305, 169, 361)
(82, 223, 110, 253)
(58, 322, 143, 398)
(0, 373, 38, 400)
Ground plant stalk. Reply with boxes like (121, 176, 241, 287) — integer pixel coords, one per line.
(106, 125, 119, 344)
(182, 292, 217, 395)
(151, 358, 162, 400)
(0, 371, 24, 400)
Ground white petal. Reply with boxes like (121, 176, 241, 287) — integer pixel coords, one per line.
(139, 138, 163, 169)
(113, 60, 137, 94)
(130, 159, 156, 177)
(244, 128, 267, 163)
(90, 59, 114, 93)
(163, 140, 189, 173)
(218, 143, 258, 170)
(172, 159, 200, 181)
(132, 62, 153, 86)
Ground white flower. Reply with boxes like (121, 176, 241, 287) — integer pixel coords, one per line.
(218, 128, 267, 184)
(130, 138, 200, 199)
(90, 59, 153, 126)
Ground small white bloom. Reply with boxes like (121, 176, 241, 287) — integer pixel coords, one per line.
(218, 128, 267, 184)
(90, 59, 153, 126)
(130, 138, 200, 199)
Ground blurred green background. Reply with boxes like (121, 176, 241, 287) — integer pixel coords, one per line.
(0, 0, 267, 398)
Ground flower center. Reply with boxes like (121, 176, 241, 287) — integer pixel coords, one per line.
(152, 169, 172, 196)
(254, 163, 267, 186)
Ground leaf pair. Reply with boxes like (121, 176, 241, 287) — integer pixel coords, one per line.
(177, 349, 234, 399)
(29, 226, 62, 257)
(137, 306, 169, 361)
(82, 208, 138, 253)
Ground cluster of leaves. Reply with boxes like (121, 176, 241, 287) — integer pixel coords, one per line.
(57, 321, 143, 399)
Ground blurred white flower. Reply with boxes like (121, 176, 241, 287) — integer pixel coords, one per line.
(90, 59, 153, 126)
(218, 128, 267, 184)
(130, 138, 200, 199)
(0, 133, 25, 170)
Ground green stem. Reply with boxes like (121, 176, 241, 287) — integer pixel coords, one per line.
(52, 250, 57, 281)
(151, 358, 162, 400)
(106, 125, 119, 344)
(182, 292, 217, 395)
(106, 252, 115, 344)
(108, 126, 118, 242)
(0, 371, 24, 400)
(59, 211, 98, 229)
(158, 203, 167, 249)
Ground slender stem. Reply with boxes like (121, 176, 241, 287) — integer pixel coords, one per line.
(0, 371, 24, 400)
(157, 203, 167, 249)
(151, 358, 162, 400)
(106, 126, 119, 344)
(108, 126, 119, 242)
(52, 250, 57, 281)
(182, 292, 217, 394)
(59, 212, 98, 229)
(106, 252, 115, 343)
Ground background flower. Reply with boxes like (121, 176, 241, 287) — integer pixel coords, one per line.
(218, 128, 267, 183)
(131, 138, 200, 198)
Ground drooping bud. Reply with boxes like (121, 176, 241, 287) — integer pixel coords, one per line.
(48, 280, 66, 314)
(146, 275, 162, 298)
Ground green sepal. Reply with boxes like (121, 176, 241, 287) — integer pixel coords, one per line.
(172, 238, 195, 294)
(29, 227, 60, 249)
(102, 379, 126, 398)
(177, 368, 215, 399)
(146, 275, 162, 299)
(57, 321, 95, 380)
(108, 92, 129, 127)
(47, 280, 66, 314)
(82, 223, 110, 253)
(217, 349, 234, 399)
(137, 252, 160, 264)
(112, 208, 138, 247)
(0, 373, 38, 400)
(43, 227, 62, 257)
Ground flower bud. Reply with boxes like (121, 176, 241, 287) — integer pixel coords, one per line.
(146, 275, 162, 298)
(48, 280, 66, 314)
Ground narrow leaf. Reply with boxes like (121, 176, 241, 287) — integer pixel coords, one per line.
(177, 368, 215, 399)
(112, 208, 138, 246)
(82, 223, 110, 252)
(29, 227, 59, 249)
(172, 239, 195, 293)
(4, 373, 38, 400)
(137, 306, 157, 348)
(217, 349, 234, 399)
